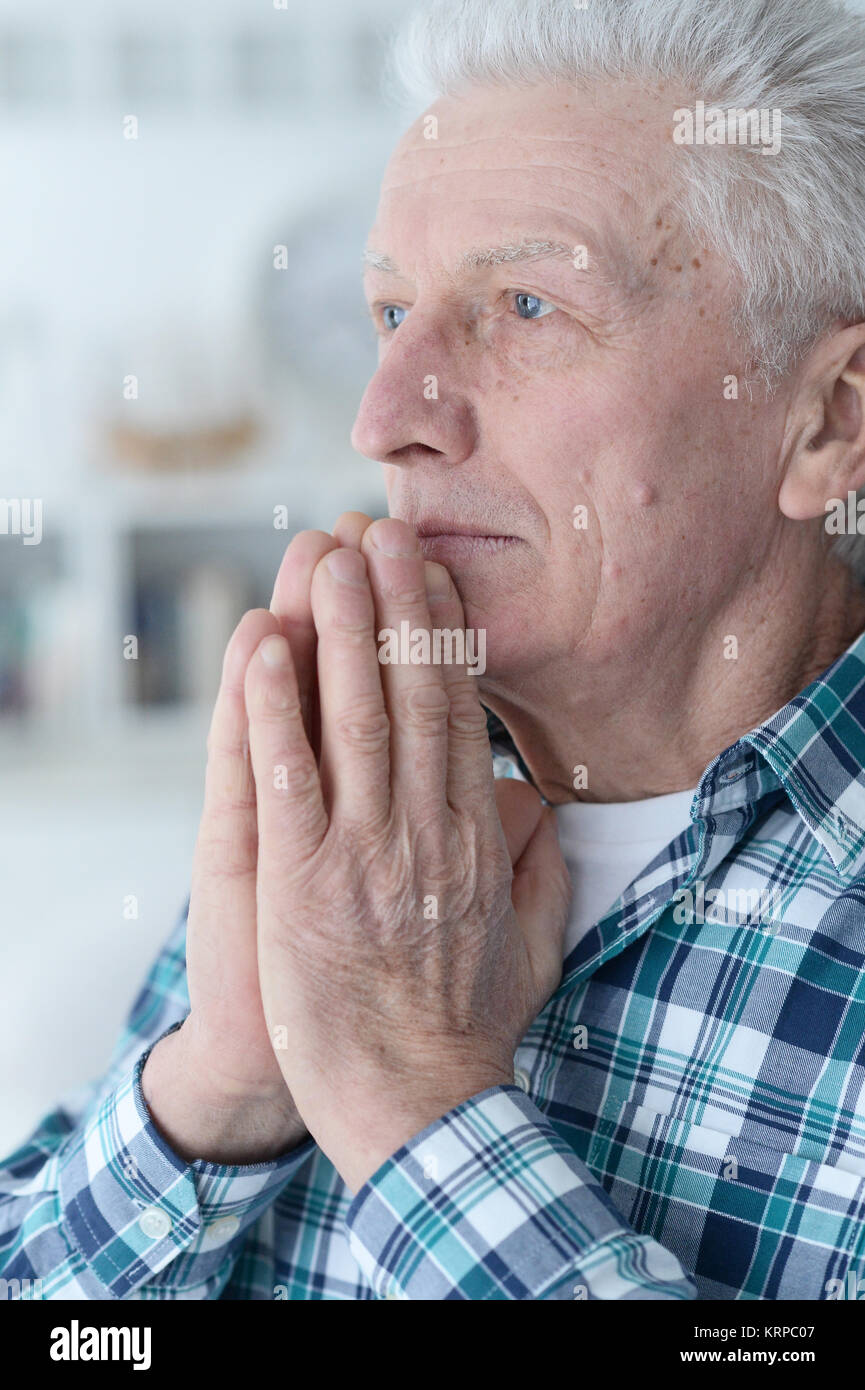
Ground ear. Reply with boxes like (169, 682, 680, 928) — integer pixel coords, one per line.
(778, 325, 865, 523)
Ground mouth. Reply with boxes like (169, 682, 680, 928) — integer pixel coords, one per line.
(413, 519, 521, 560)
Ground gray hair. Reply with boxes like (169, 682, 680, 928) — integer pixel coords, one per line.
(388, 0, 865, 576)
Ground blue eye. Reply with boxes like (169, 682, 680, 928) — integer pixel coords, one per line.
(381, 305, 407, 331)
(514, 292, 556, 320)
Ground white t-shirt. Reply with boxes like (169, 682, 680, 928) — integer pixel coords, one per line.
(554, 787, 697, 959)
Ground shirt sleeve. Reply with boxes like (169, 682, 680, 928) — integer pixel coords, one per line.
(0, 906, 316, 1300)
(344, 1085, 697, 1300)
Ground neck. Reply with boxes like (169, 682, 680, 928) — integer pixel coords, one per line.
(481, 556, 865, 805)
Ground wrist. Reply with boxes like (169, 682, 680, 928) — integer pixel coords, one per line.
(322, 1068, 513, 1192)
(141, 1025, 308, 1165)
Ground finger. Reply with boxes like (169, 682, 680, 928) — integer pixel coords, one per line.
(360, 518, 451, 812)
(269, 529, 339, 753)
(494, 778, 547, 865)
(245, 633, 328, 868)
(331, 510, 376, 550)
(510, 805, 571, 999)
(196, 607, 281, 879)
(420, 560, 495, 810)
(309, 546, 391, 828)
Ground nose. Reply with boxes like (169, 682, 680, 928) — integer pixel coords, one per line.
(351, 311, 476, 470)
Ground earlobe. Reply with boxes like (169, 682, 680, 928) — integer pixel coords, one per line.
(778, 328, 865, 523)
(777, 408, 836, 523)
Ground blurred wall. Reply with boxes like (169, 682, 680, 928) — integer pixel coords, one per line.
(0, 0, 413, 1152)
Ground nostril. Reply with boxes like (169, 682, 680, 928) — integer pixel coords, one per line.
(389, 445, 447, 465)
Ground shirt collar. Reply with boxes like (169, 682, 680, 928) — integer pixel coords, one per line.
(484, 625, 865, 883)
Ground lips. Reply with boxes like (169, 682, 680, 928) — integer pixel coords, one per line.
(413, 519, 514, 541)
(413, 526, 520, 561)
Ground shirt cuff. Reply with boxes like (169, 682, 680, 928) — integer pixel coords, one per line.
(57, 1024, 316, 1299)
(344, 1085, 696, 1300)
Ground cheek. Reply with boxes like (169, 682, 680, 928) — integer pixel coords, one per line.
(480, 315, 589, 385)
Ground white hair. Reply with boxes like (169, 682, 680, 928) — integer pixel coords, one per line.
(388, 0, 865, 576)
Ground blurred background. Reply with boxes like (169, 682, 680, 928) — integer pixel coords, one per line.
(0, 0, 414, 1151)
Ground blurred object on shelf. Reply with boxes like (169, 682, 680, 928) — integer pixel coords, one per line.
(99, 319, 266, 474)
(107, 413, 259, 472)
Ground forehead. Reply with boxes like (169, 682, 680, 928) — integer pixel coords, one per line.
(373, 80, 678, 276)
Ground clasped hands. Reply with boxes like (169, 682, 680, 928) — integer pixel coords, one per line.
(183, 512, 571, 1191)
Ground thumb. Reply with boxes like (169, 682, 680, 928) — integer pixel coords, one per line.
(511, 806, 572, 999)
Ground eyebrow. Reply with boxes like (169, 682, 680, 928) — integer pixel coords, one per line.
(362, 240, 587, 277)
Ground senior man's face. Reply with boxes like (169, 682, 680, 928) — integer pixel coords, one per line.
(352, 81, 782, 689)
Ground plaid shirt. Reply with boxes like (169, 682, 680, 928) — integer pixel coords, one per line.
(5, 633, 865, 1301)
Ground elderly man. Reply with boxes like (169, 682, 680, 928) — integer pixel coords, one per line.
(5, 0, 865, 1301)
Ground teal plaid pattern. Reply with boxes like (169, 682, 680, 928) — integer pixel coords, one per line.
(5, 632, 865, 1299)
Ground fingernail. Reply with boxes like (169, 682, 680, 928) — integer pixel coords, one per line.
(424, 561, 451, 600)
(369, 518, 418, 556)
(260, 634, 289, 668)
(326, 548, 367, 584)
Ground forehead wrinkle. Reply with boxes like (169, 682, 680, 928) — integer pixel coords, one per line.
(371, 169, 652, 284)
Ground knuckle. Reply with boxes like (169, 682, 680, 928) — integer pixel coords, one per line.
(195, 820, 257, 875)
(204, 748, 255, 811)
(446, 691, 489, 739)
(378, 579, 427, 613)
(334, 704, 391, 752)
(400, 682, 450, 730)
(270, 758, 321, 800)
(331, 616, 372, 643)
(335, 810, 390, 854)
(206, 728, 248, 763)
(253, 686, 304, 721)
(206, 787, 257, 819)
(415, 825, 454, 880)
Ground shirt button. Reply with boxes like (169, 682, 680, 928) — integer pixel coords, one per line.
(513, 1066, 532, 1093)
(204, 1214, 240, 1245)
(138, 1206, 171, 1240)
